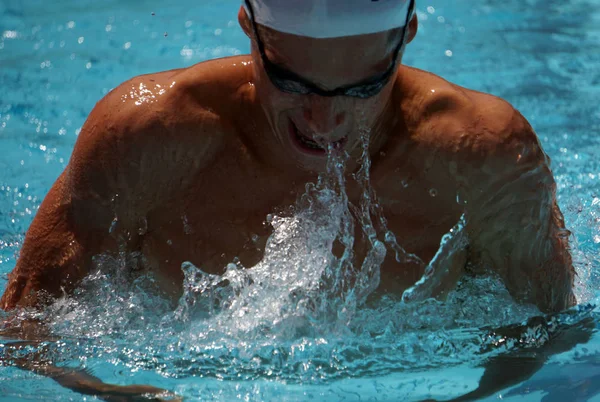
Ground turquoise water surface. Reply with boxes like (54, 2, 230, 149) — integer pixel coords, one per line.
(2, 0, 600, 401)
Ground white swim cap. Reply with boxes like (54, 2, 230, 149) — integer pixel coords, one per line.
(243, 0, 412, 39)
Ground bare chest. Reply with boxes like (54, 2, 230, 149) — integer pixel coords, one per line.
(139, 152, 463, 296)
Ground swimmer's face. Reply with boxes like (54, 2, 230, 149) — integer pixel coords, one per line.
(239, 7, 417, 168)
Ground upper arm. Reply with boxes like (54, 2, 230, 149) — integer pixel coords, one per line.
(0, 97, 125, 309)
(463, 101, 575, 313)
(0, 165, 115, 310)
(1, 72, 225, 309)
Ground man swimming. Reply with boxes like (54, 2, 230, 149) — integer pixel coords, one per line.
(1, 0, 575, 313)
(1, 0, 576, 395)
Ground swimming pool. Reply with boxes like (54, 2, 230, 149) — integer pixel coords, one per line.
(1, 0, 600, 400)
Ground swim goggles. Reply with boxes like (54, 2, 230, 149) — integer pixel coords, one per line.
(244, 0, 416, 99)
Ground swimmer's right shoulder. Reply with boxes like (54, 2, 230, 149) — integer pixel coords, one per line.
(68, 58, 253, 216)
(75, 56, 254, 165)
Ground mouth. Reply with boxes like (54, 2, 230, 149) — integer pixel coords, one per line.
(288, 120, 347, 155)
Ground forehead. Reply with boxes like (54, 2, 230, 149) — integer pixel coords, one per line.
(257, 24, 400, 63)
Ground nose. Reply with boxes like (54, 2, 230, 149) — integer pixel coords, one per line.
(303, 97, 346, 134)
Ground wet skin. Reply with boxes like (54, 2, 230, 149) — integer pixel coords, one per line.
(1, 10, 575, 315)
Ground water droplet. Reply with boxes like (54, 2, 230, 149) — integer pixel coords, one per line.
(456, 189, 468, 205)
(429, 188, 438, 197)
(109, 217, 118, 234)
(182, 214, 194, 234)
(137, 217, 148, 235)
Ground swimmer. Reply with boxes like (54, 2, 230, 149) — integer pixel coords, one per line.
(1, 0, 577, 399)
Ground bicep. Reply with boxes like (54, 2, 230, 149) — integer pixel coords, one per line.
(0, 168, 115, 310)
(1, 112, 126, 310)
(466, 145, 575, 313)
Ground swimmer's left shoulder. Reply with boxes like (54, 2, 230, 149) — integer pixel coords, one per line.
(397, 67, 475, 142)
(400, 67, 540, 156)
(454, 90, 546, 169)
(465, 90, 536, 144)
(431, 85, 548, 177)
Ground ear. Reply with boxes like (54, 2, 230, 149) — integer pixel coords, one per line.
(238, 6, 252, 38)
(406, 13, 418, 44)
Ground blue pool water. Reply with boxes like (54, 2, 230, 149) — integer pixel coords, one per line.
(2, 0, 600, 400)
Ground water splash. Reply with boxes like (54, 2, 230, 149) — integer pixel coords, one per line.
(9, 125, 592, 392)
(170, 125, 435, 342)
(402, 214, 468, 303)
(175, 141, 371, 340)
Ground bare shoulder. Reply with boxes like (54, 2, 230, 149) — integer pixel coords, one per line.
(399, 66, 545, 169)
(76, 56, 253, 162)
(67, 56, 253, 218)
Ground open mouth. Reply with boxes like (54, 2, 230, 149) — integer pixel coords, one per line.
(289, 120, 347, 155)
